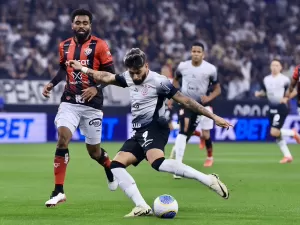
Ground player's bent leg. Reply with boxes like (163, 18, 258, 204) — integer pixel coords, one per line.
(86, 143, 118, 191)
(111, 151, 152, 217)
(147, 149, 229, 199)
(45, 126, 72, 207)
(202, 130, 214, 167)
(271, 128, 293, 164)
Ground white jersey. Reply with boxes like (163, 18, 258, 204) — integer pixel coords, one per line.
(115, 70, 178, 129)
(177, 60, 218, 103)
(262, 73, 290, 105)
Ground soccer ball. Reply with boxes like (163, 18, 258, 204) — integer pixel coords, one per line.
(153, 194, 178, 219)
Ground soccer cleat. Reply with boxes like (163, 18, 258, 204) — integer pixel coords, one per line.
(124, 205, 153, 218)
(280, 157, 293, 164)
(199, 138, 205, 150)
(208, 174, 229, 199)
(169, 148, 176, 159)
(108, 178, 118, 191)
(293, 128, 300, 144)
(45, 191, 66, 207)
(204, 158, 214, 167)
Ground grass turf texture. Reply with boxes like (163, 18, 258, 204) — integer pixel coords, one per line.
(0, 143, 300, 225)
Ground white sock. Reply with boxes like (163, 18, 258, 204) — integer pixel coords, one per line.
(158, 159, 212, 186)
(280, 129, 295, 137)
(174, 134, 187, 163)
(276, 138, 292, 158)
(111, 168, 148, 207)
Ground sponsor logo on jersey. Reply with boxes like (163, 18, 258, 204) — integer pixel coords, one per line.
(84, 47, 92, 56)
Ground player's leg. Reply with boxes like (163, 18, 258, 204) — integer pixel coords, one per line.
(86, 144, 117, 191)
(45, 102, 79, 207)
(173, 108, 197, 163)
(200, 107, 215, 167)
(110, 139, 152, 217)
(79, 108, 117, 190)
(269, 106, 293, 163)
(141, 123, 229, 199)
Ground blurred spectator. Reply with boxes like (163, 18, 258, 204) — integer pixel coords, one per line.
(0, 0, 299, 99)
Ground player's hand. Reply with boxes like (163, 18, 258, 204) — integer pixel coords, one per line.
(67, 60, 82, 70)
(280, 97, 289, 104)
(201, 95, 211, 104)
(42, 83, 53, 98)
(213, 115, 233, 129)
(81, 87, 98, 102)
(254, 91, 261, 97)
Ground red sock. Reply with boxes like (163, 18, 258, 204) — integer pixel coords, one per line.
(193, 130, 201, 137)
(205, 139, 213, 157)
(54, 149, 69, 185)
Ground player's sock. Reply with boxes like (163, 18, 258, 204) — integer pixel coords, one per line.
(96, 148, 114, 182)
(174, 134, 187, 163)
(111, 162, 148, 208)
(193, 130, 201, 137)
(205, 138, 213, 158)
(154, 158, 212, 186)
(276, 138, 292, 157)
(280, 129, 295, 137)
(54, 148, 69, 193)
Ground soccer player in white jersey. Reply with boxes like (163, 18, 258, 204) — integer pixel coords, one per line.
(255, 59, 300, 164)
(169, 42, 221, 171)
(67, 48, 231, 217)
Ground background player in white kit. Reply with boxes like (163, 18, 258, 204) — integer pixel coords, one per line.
(255, 59, 300, 163)
(170, 43, 221, 172)
(68, 48, 231, 217)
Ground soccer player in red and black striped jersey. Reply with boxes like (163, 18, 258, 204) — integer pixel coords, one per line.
(289, 64, 300, 114)
(42, 9, 118, 207)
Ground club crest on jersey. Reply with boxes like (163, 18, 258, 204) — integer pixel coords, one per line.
(84, 47, 92, 56)
(141, 85, 148, 96)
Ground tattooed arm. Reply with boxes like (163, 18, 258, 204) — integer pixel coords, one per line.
(68, 60, 122, 86)
(172, 91, 232, 128)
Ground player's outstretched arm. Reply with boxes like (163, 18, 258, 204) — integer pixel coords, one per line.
(68, 60, 118, 85)
(172, 91, 232, 128)
(254, 90, 266, 97)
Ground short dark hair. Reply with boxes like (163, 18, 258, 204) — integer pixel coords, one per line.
(71, 9, 93, 23)
(271, 58, 282, 64)
(192, 42, 205, 51)
(123, 48, 147, 69)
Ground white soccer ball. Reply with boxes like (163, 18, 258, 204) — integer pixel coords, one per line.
(153, 194, 178, 219)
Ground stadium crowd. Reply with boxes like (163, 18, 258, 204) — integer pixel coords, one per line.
(0, 0, 299, 99)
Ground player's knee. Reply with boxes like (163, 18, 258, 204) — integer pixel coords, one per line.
(151, 157, 165, 171)
(270, 128, 280, 137)
(202, 131, 210, 140)
(110, 160, 126, 169)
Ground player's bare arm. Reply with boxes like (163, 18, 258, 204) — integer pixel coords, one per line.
(255, 90, 266, 97)
(288, 78, 297, 96)
(68, 60, 120, 86)
(42, 66, 66, 98)
(172, 91, 232, 128)
(201, 83, 221, 103)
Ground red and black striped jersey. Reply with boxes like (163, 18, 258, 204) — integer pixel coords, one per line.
(59, 35, 113, 109)
(292, 65, 300, 104)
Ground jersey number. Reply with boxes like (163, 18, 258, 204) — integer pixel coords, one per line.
(75, 95, 85, 103)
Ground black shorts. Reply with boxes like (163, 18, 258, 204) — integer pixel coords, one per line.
(119, 119, 170, 166)
(178, 106, 199, 136)
(268, 104, 289, 129)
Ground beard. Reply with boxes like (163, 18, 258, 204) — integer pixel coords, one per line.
(74, 29, 90, 43)
(132, 73, 147, 85)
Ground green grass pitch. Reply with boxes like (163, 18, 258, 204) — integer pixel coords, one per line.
(0, 143, 300, 225)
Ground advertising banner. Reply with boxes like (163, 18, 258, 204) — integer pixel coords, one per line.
(0, 113, 47, 143)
